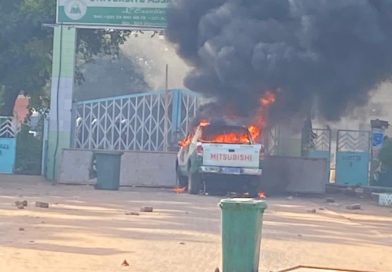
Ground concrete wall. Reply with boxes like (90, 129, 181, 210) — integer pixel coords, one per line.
(59, 150, 327, 192)
(262, 156, 328, 194)
(120, 151, 176, 187)
(59, 149, 176, 187)
(59, 149, 94, 184)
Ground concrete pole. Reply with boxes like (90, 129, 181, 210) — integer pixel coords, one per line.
(46, 26, 77, 181)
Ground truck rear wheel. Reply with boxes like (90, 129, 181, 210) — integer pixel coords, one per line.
(188, 172, 201, 195)
(247, 176, 262, 197)
(176, 168, 188, 187)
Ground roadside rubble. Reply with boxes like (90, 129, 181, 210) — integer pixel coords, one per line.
(325, 197, 335, 203)
(15, 200, 28, 209)
(307, 209, 317, 214)
(35, 201, 49, 208)
(125, 211, 140, 216)
(140, 206, 153, 212)
(346, 203, 361, 210)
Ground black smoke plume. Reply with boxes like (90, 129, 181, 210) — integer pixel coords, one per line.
(167, 0, 392, 121)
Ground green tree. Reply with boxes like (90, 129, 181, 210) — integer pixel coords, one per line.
(0, 0, 130, 115)
(379, 139, 392, 169)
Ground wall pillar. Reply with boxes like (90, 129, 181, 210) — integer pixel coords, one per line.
(46, 26, 76, 181)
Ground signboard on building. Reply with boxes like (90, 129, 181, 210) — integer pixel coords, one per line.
(0, 138, 16, 174)
(57, 0, 168, 28)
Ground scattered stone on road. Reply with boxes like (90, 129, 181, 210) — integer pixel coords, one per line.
(325, 197, 335, 203)
(35, 202, 49, 208)
(179, 242, 185, 245)
(121, 260, 130, 267)
(140, 207, 153, 212)
(125, 212, 140, 216)
(346, 203, 361, 210)
(214, 268, 220, 272)
(307, 209, 317, 213)
(15, 201, 25, 209)
(18, 227, 25, 231)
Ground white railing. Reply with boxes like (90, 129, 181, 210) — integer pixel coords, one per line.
(0, 116, 18, 138)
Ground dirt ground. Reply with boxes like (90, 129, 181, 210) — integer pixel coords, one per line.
(0, 176, 391, 272)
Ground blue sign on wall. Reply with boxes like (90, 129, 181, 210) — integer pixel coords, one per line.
(0, 138, 16, 174)
(372, 132, 384, 147)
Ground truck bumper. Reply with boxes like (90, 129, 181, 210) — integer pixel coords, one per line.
(200, 166, 262, 176)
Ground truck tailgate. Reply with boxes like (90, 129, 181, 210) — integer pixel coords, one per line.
(202, 143, 261, 168)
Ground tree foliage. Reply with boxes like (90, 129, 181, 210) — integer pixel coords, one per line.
(0, 1, 130, 115)
(0, 86, 5, 111)
(379, 139, 392, 169)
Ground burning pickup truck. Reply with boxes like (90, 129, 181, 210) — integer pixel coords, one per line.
(176, 121, 264, 195)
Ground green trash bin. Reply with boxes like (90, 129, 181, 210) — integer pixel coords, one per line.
(219, 198, 267, 272)
(94, 151, 123, 191)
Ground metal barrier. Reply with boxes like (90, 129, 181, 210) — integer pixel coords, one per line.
(336, 129, 371, 185)
(72, 89, 199, 152)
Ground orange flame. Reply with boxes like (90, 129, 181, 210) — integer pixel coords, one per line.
(258, 191, 266, 199)
(173, 186, 187, 193)
(260, 91, 276, 107)
(248, 125, 260, 142)
(178, 133, 192, 147)
(248, 91, 276, 142)
(179, 119, 210, 147)
(207, 132, 251, 144)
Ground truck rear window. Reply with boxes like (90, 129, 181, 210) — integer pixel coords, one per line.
(201, 125, 252, 144)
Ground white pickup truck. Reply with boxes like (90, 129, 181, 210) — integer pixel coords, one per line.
(176, 123, 263, 195)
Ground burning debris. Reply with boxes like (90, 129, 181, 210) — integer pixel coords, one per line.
(173, 186, 187, 193)
(257, 192, 266, 199)
(167, 1, 392, 121)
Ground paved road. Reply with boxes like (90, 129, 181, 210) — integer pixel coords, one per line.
(0, 176, 391, 272)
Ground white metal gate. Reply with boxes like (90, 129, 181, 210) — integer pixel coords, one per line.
(72, 89, 199, 152)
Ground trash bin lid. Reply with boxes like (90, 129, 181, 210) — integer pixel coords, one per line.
(219, 198, 267, 210)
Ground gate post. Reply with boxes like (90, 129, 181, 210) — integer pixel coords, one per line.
(46, 25, 77, 181)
